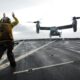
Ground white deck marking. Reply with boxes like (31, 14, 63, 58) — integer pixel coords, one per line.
(13, 41, 24, 50)
(59, 41, 80, 54)
(0, 41, 55, 70)
(14, 61, 74, 74)
(68, 45, 80, 49)
(76, 42, 80, 44)
(65, 47, 80, 54)
(0, 55, 7, 64)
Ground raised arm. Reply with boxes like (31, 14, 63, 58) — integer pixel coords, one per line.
(0, 13, 6, 23)
(3, 13, 6, 18)
(11, 12, 19, 27)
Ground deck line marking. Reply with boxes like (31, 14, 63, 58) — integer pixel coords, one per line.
(13, 41, 24, 50)
(75, 42, 80, 44)
(59, 42, 80, 54)
(14, 61, 74, 74)
(0, 41, 55, 70)
(66, 47, 80, 54)
(15, 41, 55, 62)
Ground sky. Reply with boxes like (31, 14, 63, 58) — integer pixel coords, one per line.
(0, 0, 80, 40)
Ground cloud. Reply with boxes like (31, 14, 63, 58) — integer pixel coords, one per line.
(0, 0, 47, 12)
(13, 24, 51, 40)
(1, 0, 80, 39)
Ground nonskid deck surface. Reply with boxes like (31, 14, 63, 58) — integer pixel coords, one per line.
(0, 39, 80, 80)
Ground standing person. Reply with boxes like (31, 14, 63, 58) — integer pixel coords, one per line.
(0, 13, 19, 68)
(33, 21, 40, 33)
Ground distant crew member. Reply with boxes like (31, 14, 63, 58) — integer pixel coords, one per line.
(34, 21, 40, 33)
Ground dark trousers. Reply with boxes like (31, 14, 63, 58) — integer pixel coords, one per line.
(0, 41, 16, 66)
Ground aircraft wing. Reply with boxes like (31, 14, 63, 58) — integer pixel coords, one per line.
(57, 24, 72, 30)
(40, 25, 72, 30)
(40, 27, 50, 30)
